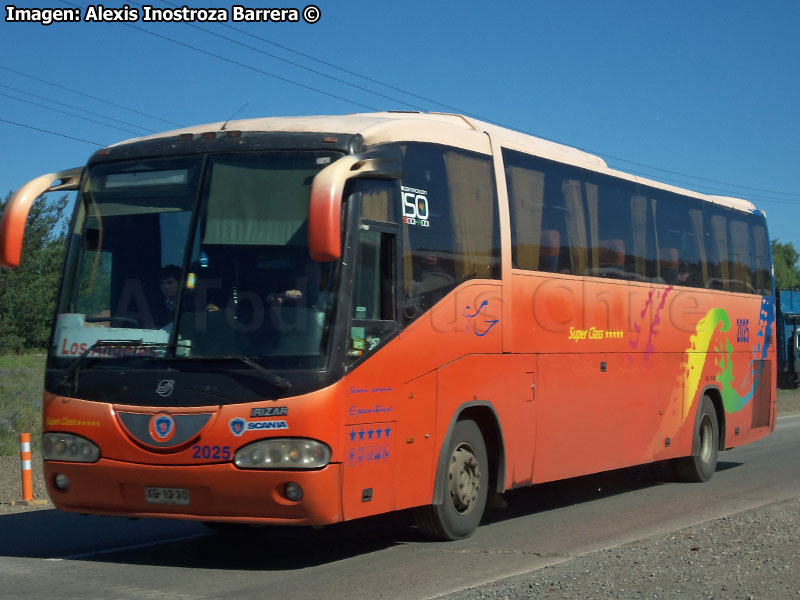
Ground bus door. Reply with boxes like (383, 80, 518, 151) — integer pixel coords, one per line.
(341, 180, 404, 520)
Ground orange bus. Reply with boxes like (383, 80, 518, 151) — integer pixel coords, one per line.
(0, 112, 776, 540)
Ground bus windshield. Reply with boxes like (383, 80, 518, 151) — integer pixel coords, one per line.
(52, 150, 341, 370)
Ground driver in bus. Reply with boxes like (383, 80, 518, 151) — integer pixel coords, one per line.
(157, 265, 181, 330)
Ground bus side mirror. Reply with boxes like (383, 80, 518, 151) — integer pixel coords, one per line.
(0, 167, 83, 268)
(308, 150, 402, 262)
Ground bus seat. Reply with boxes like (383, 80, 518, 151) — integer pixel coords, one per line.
(597, 239, 626, 278)
(659, 248, 680, 284)
(539, 229, 561, 272)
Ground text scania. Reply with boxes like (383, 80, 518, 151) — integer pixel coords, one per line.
(247, 420, 289, 431)
(5, 6, 81, 25)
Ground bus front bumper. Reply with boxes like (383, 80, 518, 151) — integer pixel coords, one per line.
(43, 459, 343, 526)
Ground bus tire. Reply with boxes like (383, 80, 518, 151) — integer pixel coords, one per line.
(414, 419, 488, 540)
(676, 395, 719, 482)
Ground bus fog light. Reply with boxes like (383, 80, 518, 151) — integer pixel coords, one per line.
(234, 438, 331, 470)
(284, 482, 303, 501)
(54, 473, 70, 491)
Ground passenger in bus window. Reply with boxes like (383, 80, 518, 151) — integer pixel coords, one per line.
(266, 288, 303, 304)
(265, 261, 325, 308)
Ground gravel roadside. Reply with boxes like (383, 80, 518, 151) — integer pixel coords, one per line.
(440, 497, 800, 600)
(0, 450, 49, 514)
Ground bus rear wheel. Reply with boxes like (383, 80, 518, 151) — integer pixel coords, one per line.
(676, 395, 719, 482)
(414, 419, 488, 541)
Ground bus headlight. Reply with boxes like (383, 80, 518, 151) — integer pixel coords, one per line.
(234, 439, 331, 470)
(42, 433, 100, 463)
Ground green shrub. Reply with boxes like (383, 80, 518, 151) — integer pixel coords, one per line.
(0, 354, 45, 456)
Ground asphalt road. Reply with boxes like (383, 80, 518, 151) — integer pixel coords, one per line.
(1, 415, 798, 600)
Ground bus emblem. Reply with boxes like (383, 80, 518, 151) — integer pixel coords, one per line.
(149, 413, 176, 442)
(230, 418, 246, 436)
(156, 379, 175, 397)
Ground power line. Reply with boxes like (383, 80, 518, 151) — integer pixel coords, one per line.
(123, 23, 381, 112)
(157, 0, 478, 115)
(1, 91, 144, 136)
(0, 65, 184, 128)
(586, 151, 799, 199)
(29, 1, 800, 202)
(132, 0, 425, 111)
(142, 6, 797, 202)
(0, 84, 153, 135)
(0, 118, 105, 146)
(620, 166, 800, 206)
(55, 0, 380, 112)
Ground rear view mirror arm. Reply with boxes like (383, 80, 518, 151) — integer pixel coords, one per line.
(0, 167, 83, 268)
(308, 152, 402, 262)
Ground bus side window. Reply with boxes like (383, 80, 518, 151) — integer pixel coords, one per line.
(752, 223, 772, 296)
(399, 143, 500, 325)
(353, 229, 395, 321)
(729, 218, 754, 293)
(349, 226, 399, 362)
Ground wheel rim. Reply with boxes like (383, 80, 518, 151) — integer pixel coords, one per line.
(448, 442, 481, 514)
(698, 414, 713, 464)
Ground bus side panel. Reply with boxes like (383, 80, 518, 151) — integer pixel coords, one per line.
(342, 282, 504, 514)
(394, 372, 437, 511)
(665, 291, 776, 450)
(341, 418, 397, 520)
(511, 273, 652, 354)
(532, 352, 661, 484)
(436, 354, 537, 491)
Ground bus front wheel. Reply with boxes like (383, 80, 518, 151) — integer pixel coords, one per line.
(415, 419, 488, 541)
(676, 395, 719, 482)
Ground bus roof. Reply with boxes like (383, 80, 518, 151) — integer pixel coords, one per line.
(109, 111, 757, 214)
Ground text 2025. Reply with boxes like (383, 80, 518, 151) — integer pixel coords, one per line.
(736, 318, 750, 343)
(192, 445, 232, 460)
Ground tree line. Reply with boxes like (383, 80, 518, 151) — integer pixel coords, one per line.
(2, 193, 800, 353)
(0, 192, 69, 353)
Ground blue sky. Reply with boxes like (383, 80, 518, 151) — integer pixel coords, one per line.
(2, 1, 799, 248)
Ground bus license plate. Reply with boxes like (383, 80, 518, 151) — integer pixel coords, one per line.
(145, 487, 190, 505)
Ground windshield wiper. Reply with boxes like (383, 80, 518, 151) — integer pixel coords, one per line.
(188, 354, 292, 391)
(59, 339, 143, 394)
(58, 342, 291, 394)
